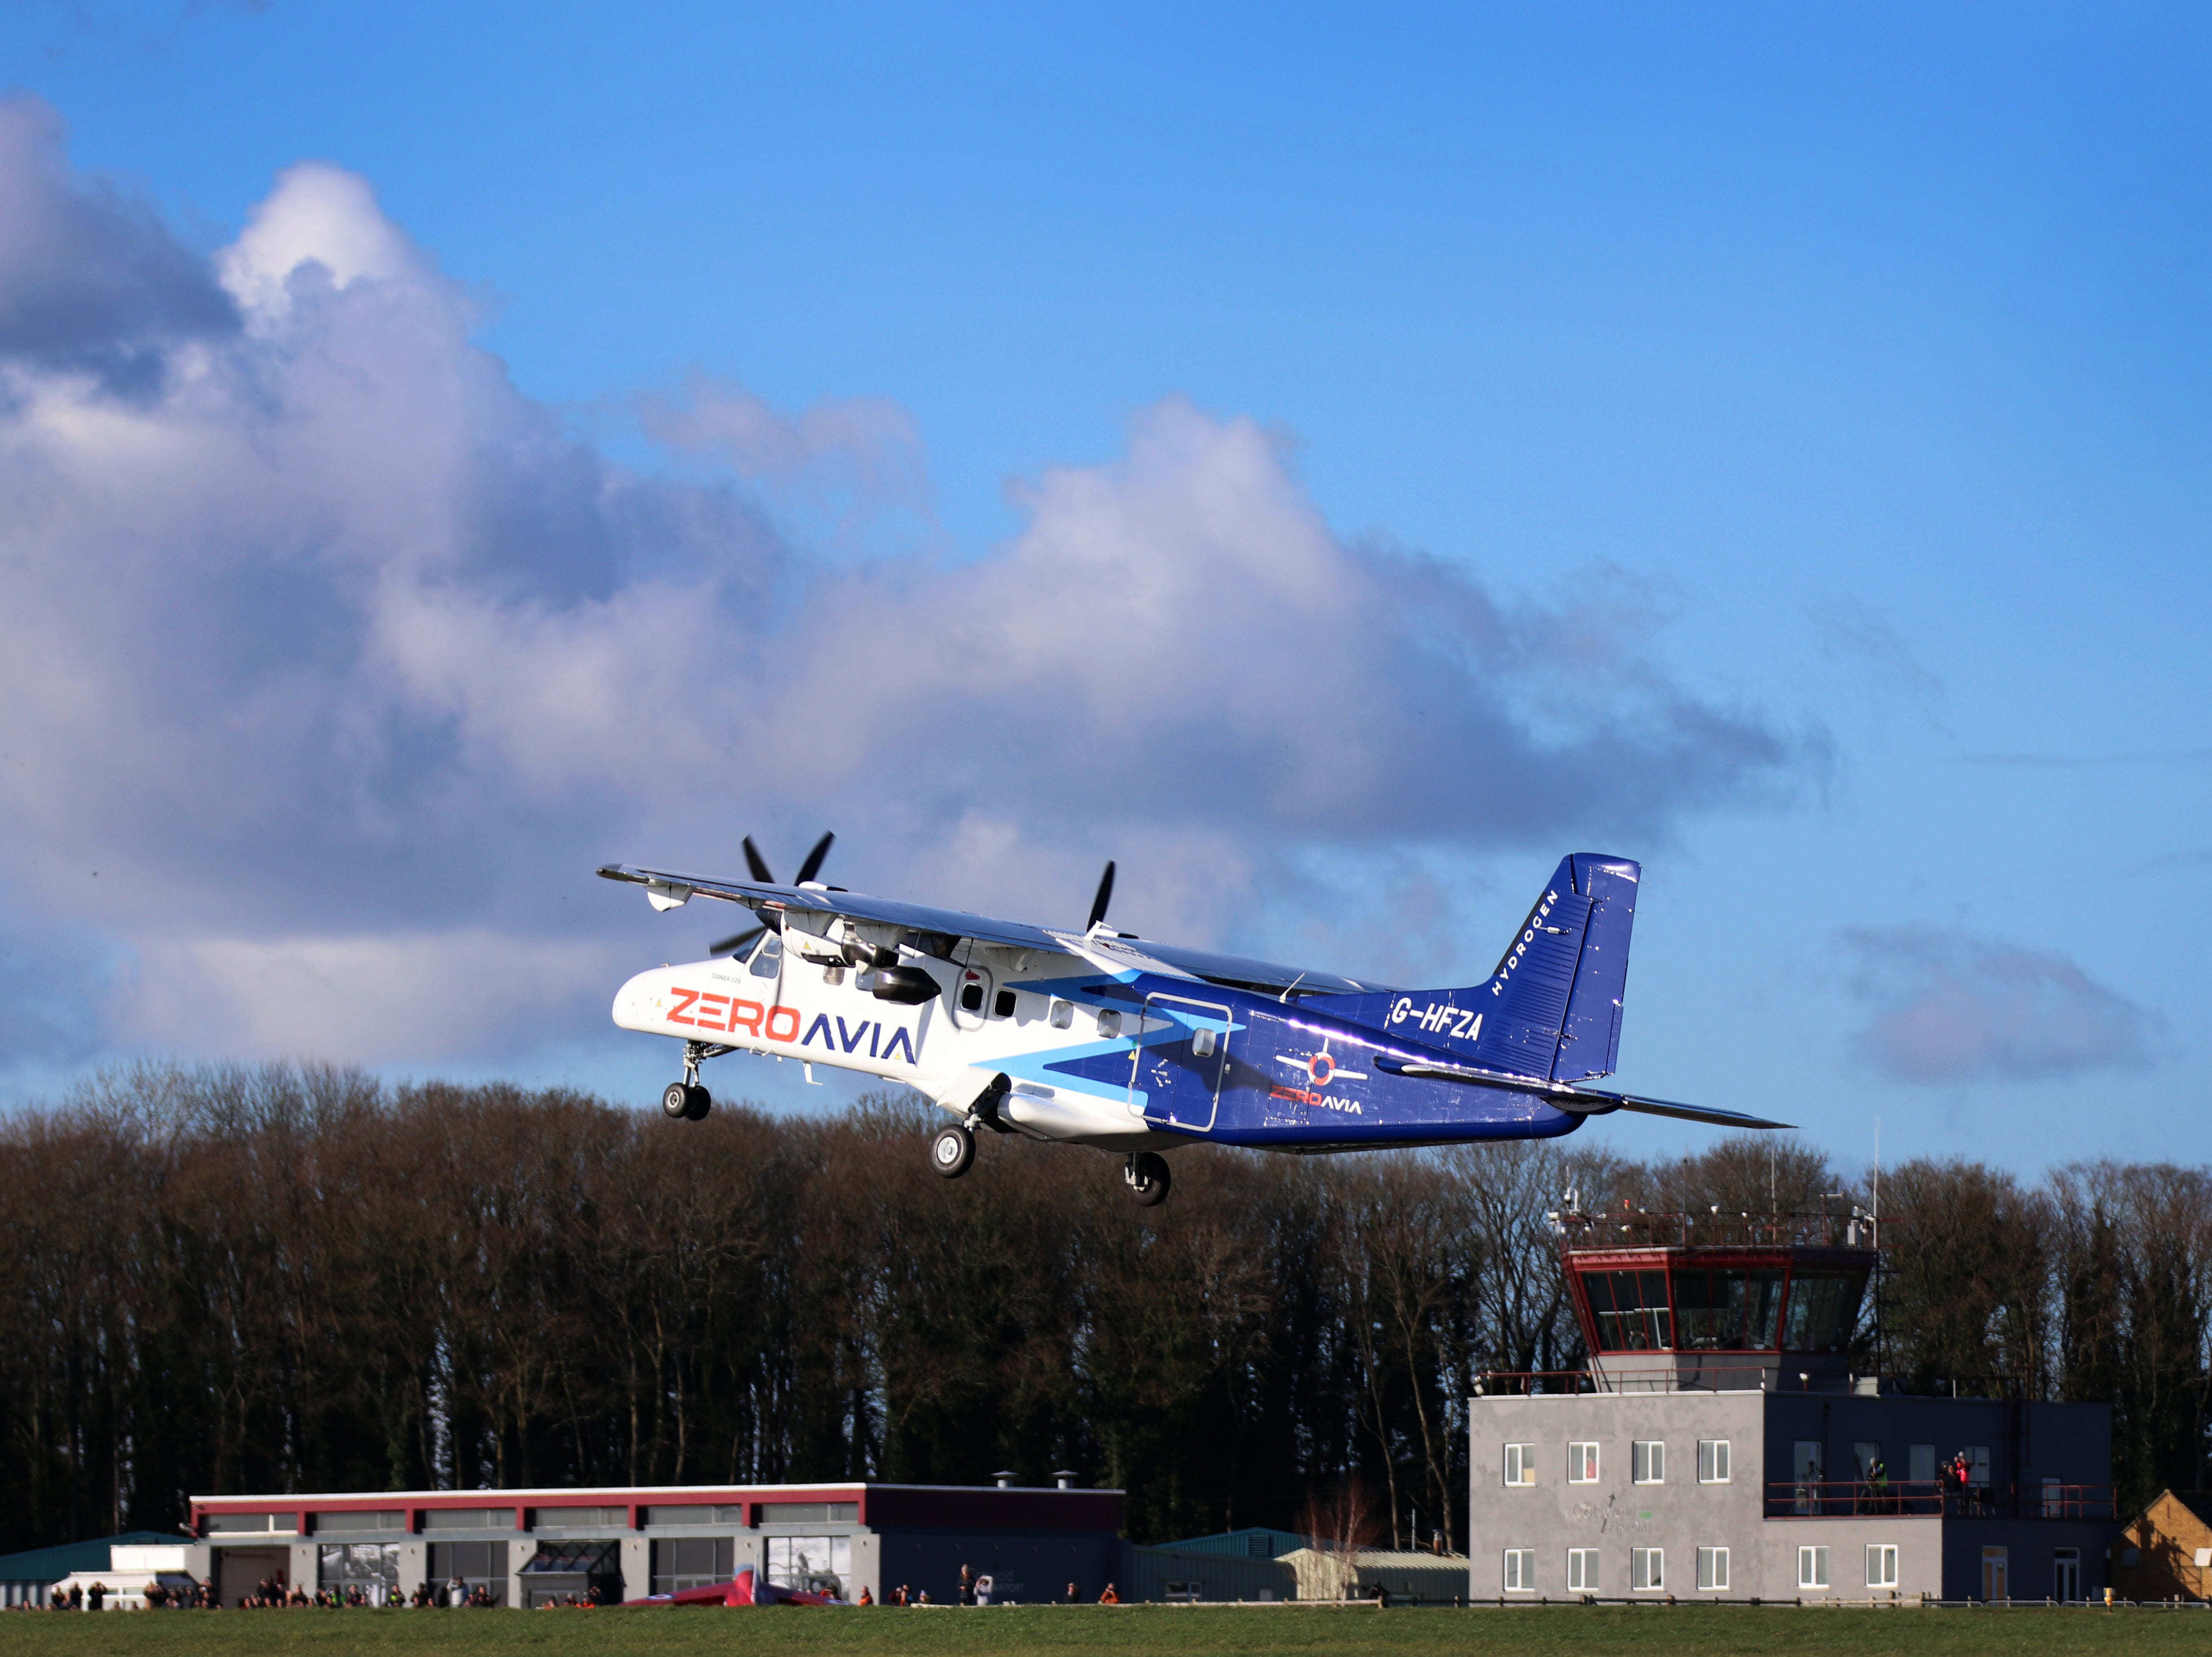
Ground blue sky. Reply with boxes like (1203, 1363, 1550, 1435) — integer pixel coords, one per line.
(0, 1, 2206, 1174)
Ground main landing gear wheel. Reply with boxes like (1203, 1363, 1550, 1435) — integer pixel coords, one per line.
(1126, 1152, 1171, 1207)
(931, 1123, 976, 1179)
(662, 1083, 712, 1121)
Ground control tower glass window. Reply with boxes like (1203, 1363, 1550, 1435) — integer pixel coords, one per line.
(1780, 1271, 1867, 1352)
(1671, 1267, 1784, 1350)
(1581, 1270, 1672, 1350)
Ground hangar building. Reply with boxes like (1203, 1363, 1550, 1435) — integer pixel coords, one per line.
(185, 1481, 1121, 1607)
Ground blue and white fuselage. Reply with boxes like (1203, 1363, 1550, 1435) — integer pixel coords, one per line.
(604, 850, 1782, 1190)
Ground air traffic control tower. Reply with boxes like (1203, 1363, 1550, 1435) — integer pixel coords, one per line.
(1467, 1206, 2114, 1604)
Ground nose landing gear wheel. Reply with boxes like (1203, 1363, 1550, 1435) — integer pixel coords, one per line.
(1125, 1151, 1170, 1206)
(931, 1123, 976, 1179)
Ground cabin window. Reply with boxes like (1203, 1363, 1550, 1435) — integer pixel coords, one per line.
(1049, 999, 1073, 1029)
(749, 934, 783, 979)
(993, 989, 1016, 1018)
(1781, 1271, 1868, 1352)
(1097, 1010, 1122, 1038)
(1672, 1267, 1784, 1350)
(1581, 1269, 1673, 1351)
(959, 982, 984, 1012)
(1192, 1028, 1218, 1057)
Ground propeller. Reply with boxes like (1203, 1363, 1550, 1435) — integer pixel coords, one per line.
(794, 831, 835, 885)
(714, 831, 837, 954)
(710, 923, 767, 956)
(1085, 859, 1116, 932)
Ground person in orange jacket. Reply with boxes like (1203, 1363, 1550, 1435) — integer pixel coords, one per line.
(1098, 1583, 1120, 1604)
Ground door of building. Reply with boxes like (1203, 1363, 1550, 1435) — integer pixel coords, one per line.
(1792, 1441, 1823, 1513)
(2052, 1549, 2080, 1601)
(215, 1548, 289, 1608)
(1981, 1546, 2008, 1602)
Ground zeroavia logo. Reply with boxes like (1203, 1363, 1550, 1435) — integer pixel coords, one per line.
(664, 989, 918, 1064)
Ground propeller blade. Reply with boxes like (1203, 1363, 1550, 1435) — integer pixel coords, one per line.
(742, 836, 775, 884)
(794, 831, 836, 885)
(1086, 859, 1116, 932)
(710, 925, 767, 957)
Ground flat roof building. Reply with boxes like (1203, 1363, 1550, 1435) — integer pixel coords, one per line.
(185, 1482, 1122, 1608)
(1469, 1210, 2115, 1604)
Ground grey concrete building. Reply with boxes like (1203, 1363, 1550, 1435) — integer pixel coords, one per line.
(1468, 1218, 2115, 1604)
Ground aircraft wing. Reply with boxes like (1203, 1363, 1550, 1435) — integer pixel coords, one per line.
(1373, 1056, 1792, 1130)
(598, 863, 1387, 993)
(1118, 941, 1390, 997)
(598, 864, 1065, 953)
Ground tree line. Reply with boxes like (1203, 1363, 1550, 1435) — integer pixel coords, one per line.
(0, 1063, 2203, 1556)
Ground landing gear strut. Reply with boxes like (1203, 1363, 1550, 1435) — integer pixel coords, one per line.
(663, 1041, 724, 1122)
(1125, 1151, 1171, 1207)
(931, 1122, 976, 1179)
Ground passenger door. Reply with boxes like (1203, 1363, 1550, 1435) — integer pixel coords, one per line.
(1128, 994, 1233, 1131)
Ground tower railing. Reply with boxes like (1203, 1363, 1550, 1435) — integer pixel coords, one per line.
(1763, 1480, 2113, 1521)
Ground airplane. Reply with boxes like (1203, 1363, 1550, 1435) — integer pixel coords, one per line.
(598, 839, 1787, 1206)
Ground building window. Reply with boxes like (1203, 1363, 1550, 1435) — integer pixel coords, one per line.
(1631, 1548, 1663, 1592)
(652, 1538, 735, 1597)
(1567, 1549, 1599, 1593)
(1568, 1442, 1599, 1483)
(1503, 1443, 1537, 1486)
(765, 1536, 849, 1598)
(1697, 1547, 1729, 1592)
(1503, 1549, 1534, 1592)
(1908, 1444, 1936, 1483)
(1632, 1441, 1665, 1484)
(1697, 1438, 1731, 1483)
(1799, 1546, 1829, 1590)
(1866, 1544, 1899, 1589)
(755, 1503, 858, 1524)
(426, 1542, 509, 1606)
(1966, 1446, 1990, 1488)
(319, 1544, 398, 1601)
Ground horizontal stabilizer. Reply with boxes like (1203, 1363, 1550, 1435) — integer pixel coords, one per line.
(1373, 1055, 1790, 1130)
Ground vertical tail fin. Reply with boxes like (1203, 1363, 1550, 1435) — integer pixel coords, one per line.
(1550, 855, 1640, 1081)
(1324, 854, 1641, 1083)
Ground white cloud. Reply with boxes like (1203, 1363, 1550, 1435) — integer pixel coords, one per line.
(0, 96, 1806, 1072)
(1841, 924, 2155, 1083)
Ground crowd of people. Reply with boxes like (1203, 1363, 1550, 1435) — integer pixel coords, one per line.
(28, 1559, 1134, 1610)
(18, 1571, 517, 1610)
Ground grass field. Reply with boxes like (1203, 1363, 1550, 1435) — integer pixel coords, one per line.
(0, 1604, 2199, 1657)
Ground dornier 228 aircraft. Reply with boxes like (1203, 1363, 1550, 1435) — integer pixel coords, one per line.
(598, 839, 1787, 1207)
